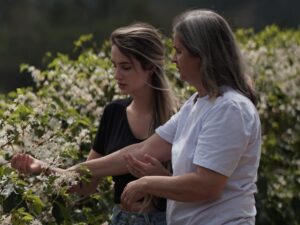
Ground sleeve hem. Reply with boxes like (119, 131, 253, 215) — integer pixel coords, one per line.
(193, 160, 231, 177)
(155, 127, 173, 144)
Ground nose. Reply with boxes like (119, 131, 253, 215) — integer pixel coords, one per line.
(171, 53, 177, 64)
(114, 67, 123, 80)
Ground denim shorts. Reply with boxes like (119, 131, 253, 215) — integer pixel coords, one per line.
(110, 205, 167, 225)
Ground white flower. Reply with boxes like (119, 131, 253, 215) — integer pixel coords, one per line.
(30, 219, 43, 225)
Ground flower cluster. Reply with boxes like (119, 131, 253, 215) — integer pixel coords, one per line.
(0, 27, 300, 224)
(0, 37, 116, 224)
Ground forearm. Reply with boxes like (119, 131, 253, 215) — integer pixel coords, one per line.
(72, 150, 102, 195)
(70, 143, 144, 177)
(140, 173, 222, 202)
(69, 134, 171, 178)
(36, 159, 67, 175)
(46, 166, 66, 174)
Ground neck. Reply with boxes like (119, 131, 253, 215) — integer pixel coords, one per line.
(130, 86, 154, 114)
(194, 80, 207, 98)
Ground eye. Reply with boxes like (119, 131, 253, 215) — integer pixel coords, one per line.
(175, 48, 182, 54)
(121, 65, 132, 71)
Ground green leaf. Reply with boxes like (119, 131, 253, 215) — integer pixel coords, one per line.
(3, 192, 24, 214)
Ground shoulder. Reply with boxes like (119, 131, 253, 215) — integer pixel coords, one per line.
(220, 87, 258, 115)
(177, 93, 199, 112)
(200, 87, 259, 125)
(209, 87, 260, 128)
(104, 98, 132, 112)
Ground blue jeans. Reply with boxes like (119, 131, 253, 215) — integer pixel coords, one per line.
(110, 205, 167, 225)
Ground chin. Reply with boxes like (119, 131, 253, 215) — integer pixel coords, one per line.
(119, 89, 130, 95)
(120, 90, 128, 95)
(179, 74, 186, 81)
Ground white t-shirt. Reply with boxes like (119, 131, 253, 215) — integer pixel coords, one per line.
(156, 86, 261, 225)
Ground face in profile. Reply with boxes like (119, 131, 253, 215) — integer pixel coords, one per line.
(172, 33, 202, 86)
(111, 45, 152, 96)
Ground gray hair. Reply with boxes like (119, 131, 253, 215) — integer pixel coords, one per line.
(173, 9, 257, 105)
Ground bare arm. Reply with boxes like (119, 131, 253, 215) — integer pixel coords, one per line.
(11, 134, 171, 178)
(71, 150, 103, 195)
(70, 134, 172, 177)
(121, 166, 227, 210)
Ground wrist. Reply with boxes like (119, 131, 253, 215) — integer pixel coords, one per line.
(162, 169, 172, 176)
(139, 176, 150, 193)
(40, 164, 50, 175)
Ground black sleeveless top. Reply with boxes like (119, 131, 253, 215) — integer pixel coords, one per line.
(92, 98, 166, 211)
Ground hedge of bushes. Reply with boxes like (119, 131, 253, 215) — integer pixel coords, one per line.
(0, 26, 299, 225)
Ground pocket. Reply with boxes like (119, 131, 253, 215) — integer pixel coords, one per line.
(149, 212, 167, 225)
(110, 206, 122, 225)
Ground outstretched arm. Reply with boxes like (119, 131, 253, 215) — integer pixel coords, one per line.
(70, 134, 172, 177)
(10, 134, 171, 178)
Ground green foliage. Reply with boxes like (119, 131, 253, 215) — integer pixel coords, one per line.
(1, 25, 300, 224)
(0, 35, 115, 224)
(236, 25, 300, 225)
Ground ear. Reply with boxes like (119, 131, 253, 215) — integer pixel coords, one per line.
(146, 65, 155, 76)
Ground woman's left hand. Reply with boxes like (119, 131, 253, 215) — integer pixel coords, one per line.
(121, 178, 147, 211)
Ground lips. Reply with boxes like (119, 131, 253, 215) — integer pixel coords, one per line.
(117, 82, 127, 89)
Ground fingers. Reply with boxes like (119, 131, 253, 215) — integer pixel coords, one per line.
(126, 164, 143, 178)
(144, 154, 171, 176)
(125, 154, 147, 171)
(121, 182, 139, 211)
(10, 153, 26, 172)
(144, 154, 161, 165)
(10, 153, 37, 175)
(124, 154, 147, 178)
(121, 184, 130, 210)
(124, 154, 171, 177)
(125, 201, 144, 212)
(10, 154, 19, 169)
(67, 182, 82, 194)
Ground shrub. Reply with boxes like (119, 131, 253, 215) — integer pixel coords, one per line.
(0, 26, 299, 224)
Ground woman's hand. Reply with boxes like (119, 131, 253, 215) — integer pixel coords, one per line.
(10, 153, 44, 175)
(121, 178, 147, 211)
(124, 154, 171, 178)
(68, 178, 99, 196)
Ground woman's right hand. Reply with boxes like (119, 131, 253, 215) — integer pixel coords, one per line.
(124, 154, 171, 178)
(10, 153, 44, 175)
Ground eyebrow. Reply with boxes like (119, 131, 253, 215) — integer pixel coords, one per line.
(119, 62, 131, 65)
(173, 46, 181, 51)
(111, 60, 132, 65)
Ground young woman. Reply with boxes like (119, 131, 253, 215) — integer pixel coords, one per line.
(11, 10, 261, 225)
(84, 23, 177, 225)
(12, 23, 177, 225)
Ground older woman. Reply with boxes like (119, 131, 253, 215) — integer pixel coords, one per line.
(11, 9, 261, 225)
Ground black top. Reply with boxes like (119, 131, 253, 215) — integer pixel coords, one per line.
(92, 98, 166, 211)
(93, 98, 139, 203)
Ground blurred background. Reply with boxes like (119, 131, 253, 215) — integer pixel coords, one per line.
(0, 0, 299, 94)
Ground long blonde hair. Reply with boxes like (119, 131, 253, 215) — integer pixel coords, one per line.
(111, 23, 176, 211)
(173, 9, 257, 105)
(111, 22, 177, 133)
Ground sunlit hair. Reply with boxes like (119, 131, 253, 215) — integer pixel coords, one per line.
(173, 9, 257, 105)
(111, 22, 178, 133)
(111, 23, 176, 211)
